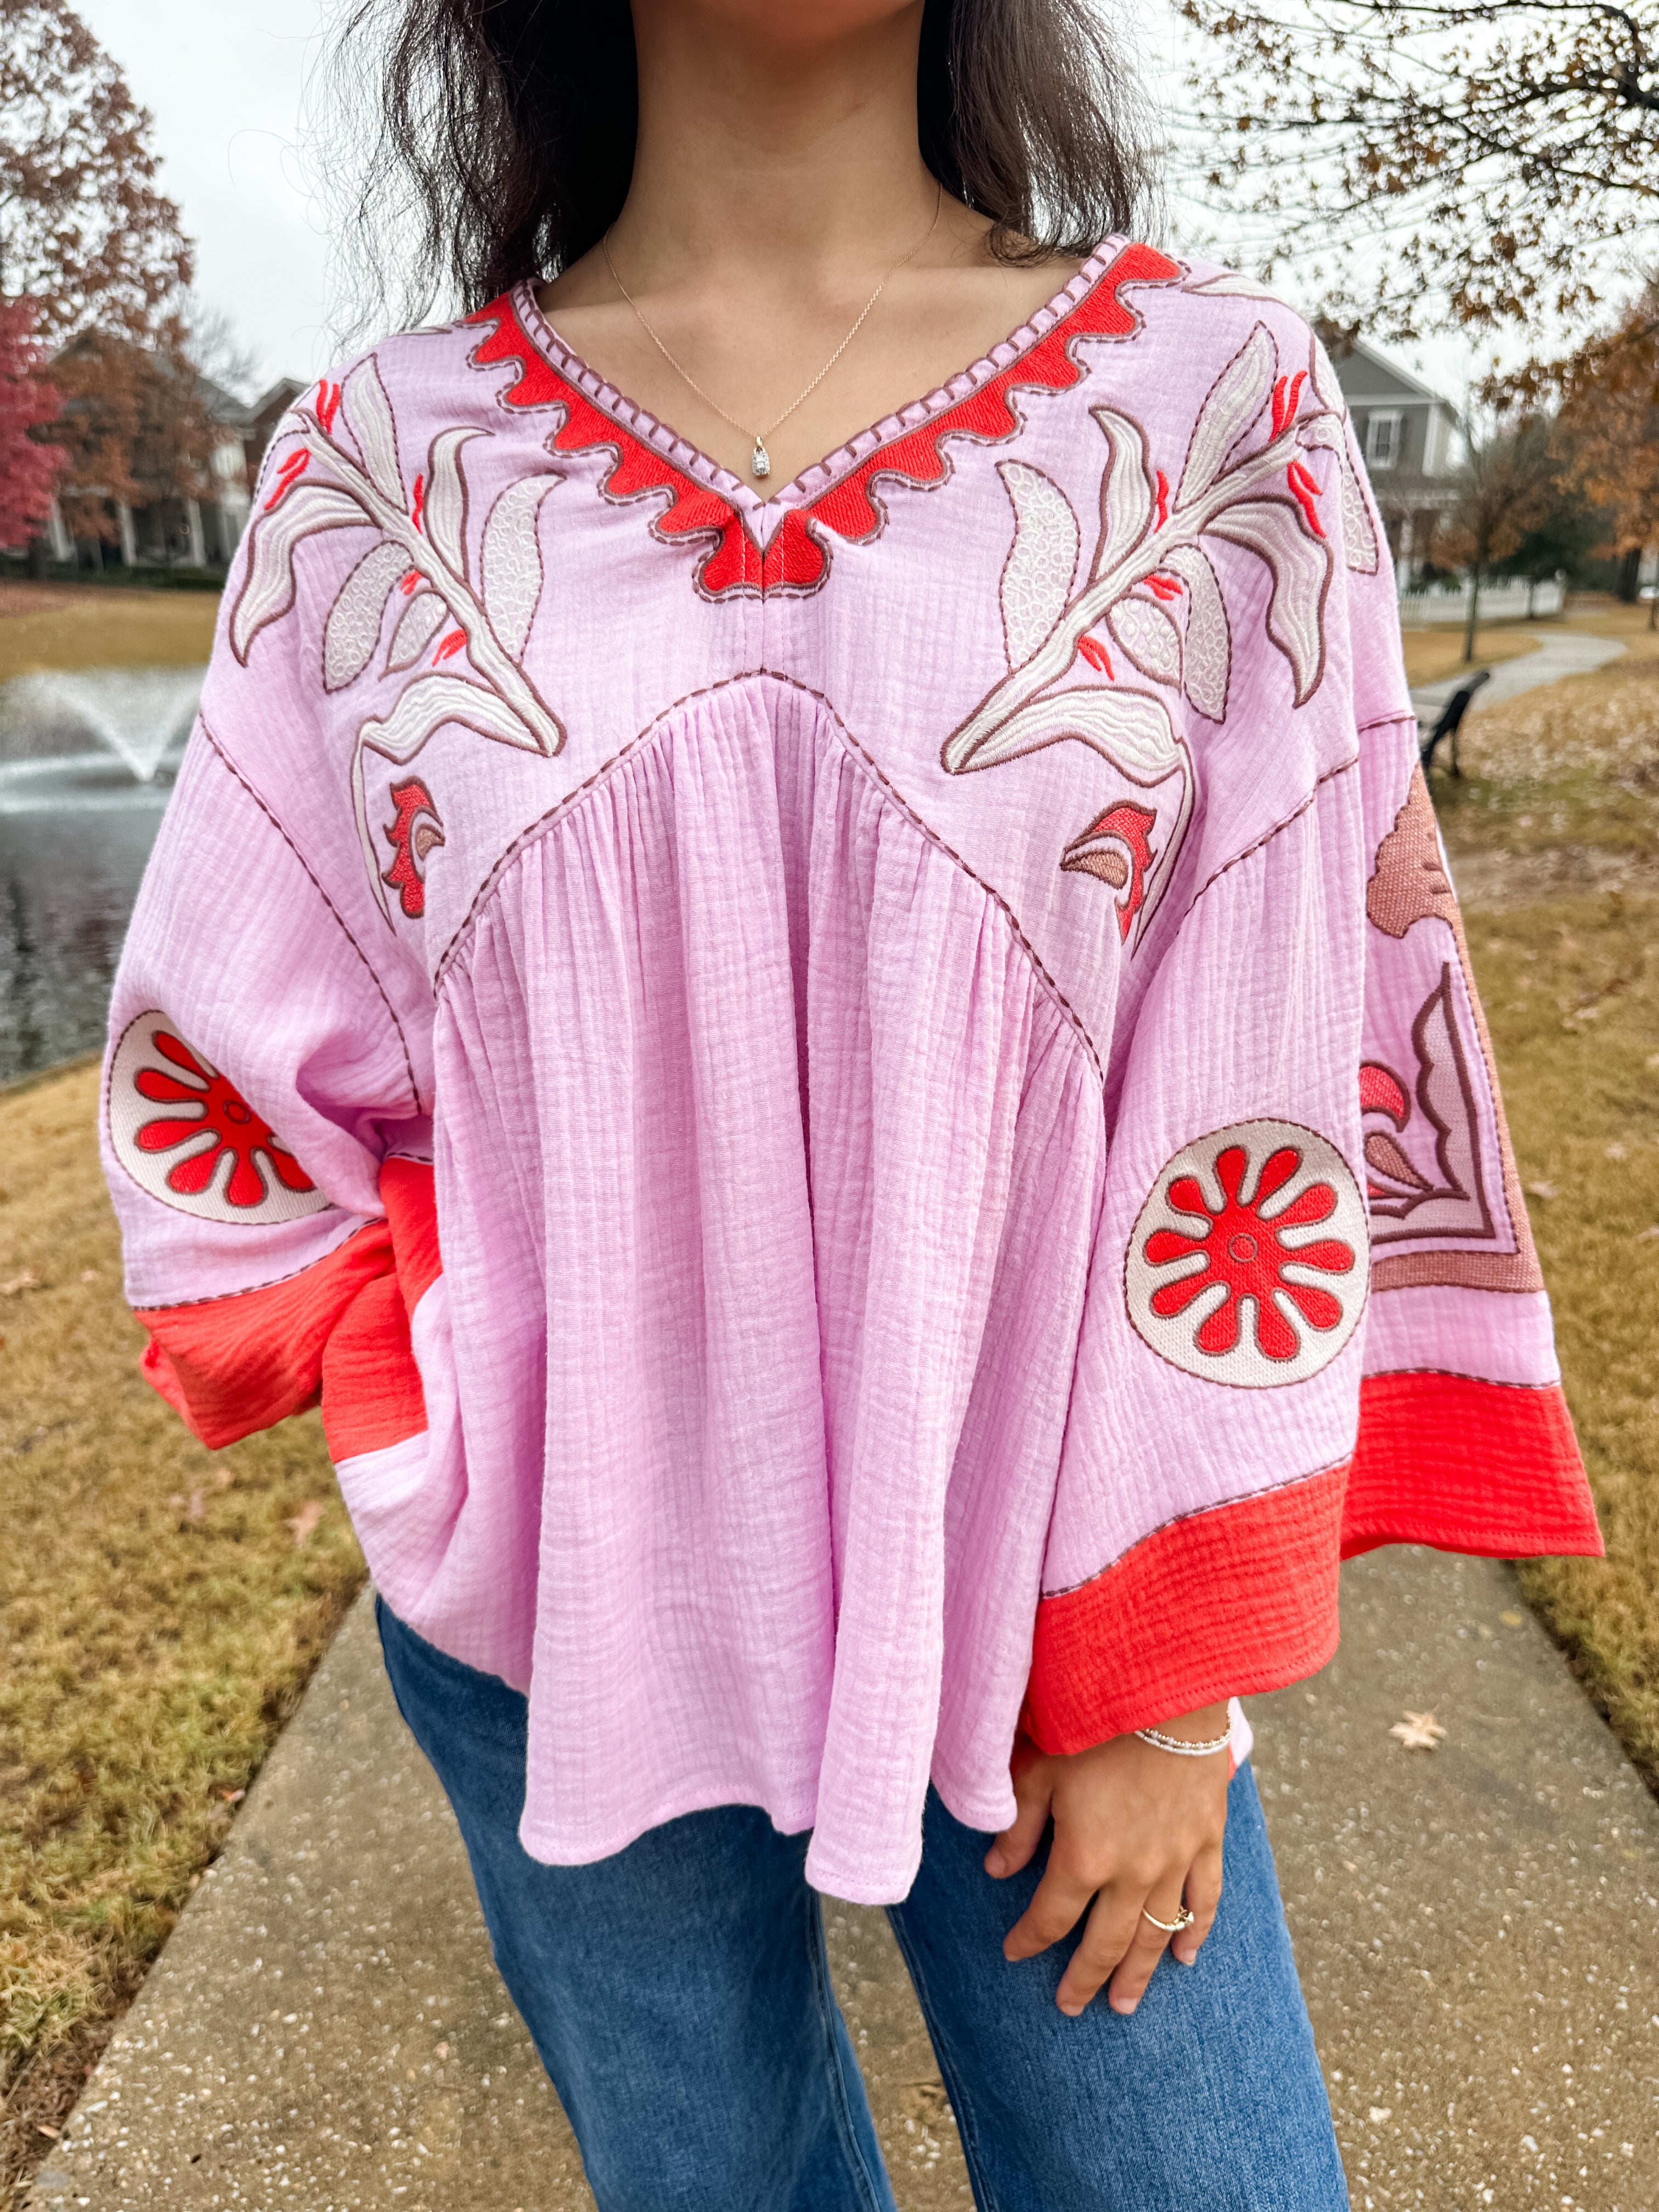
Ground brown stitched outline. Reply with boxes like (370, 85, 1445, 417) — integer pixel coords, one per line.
(1353, 1364, 1560, 1389)
(1040, 1452, 1348, 1601)
(129, 1212, 380, 1314)
(431, 668, 1104, 1086)
(197, 719, 425, 1112)
(1356, 710, 1417, 738)
(1179, 753, 1361, 919)
(1369, 962, 1494, 1243)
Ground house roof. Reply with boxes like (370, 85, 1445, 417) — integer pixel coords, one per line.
(1328, 339, 1453, 410)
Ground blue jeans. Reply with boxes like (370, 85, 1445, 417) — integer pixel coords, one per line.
(377, 1599, 1347, 2211)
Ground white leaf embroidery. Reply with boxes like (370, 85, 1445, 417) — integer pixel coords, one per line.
(423, 427, 483, 577)
(342, 356, 404, 503)
(360, 673, 545, 765)
(386, 589, 449, 674)
(1108, 594, 1183, 687)
(996, 461, 1079, 668)
(1164, 544, 1232, 721)
(1090, 407, 1155, 578)
(1206, 495, 1333, 705)
(323, 541, 409, 693)
(229, 482, 368, 664)
(481, 473, 561, 659)
(952, 681, 1178, 778)
(1177, 324, 1278, 507)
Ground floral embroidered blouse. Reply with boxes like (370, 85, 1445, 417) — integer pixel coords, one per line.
(101, 240, 1599, 1903)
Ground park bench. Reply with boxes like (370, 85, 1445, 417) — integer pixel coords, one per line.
(1418, 666, 1491, 777)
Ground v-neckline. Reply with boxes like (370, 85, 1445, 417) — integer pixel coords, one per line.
(515, 238, 1125, 525)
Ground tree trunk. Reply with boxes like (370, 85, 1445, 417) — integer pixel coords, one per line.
(1462, 558, 1483, 664)
(26, 535, 48, 580)
(1618, 546, 1641, 603)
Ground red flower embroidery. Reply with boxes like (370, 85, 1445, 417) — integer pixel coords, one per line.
(381, 777, 446, 918)
(263, 448, 308, 511)
(1269, 371, 1307, 438)
(1060, 799, 1156, 940)
(134, 1033, 314, 1209)
(1143, 1142, 1356, 1362)
(1285, 459, 1325, 538)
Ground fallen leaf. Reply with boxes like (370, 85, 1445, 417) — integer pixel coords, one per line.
(1606, 1142, 1628, 1161)
(1369, 2106, 1392, 2124)
(1637, 1226, 1659, 1243)
(1526, 1181, 1558, 1201)
(35, 2124, 59, 2140)
(219, 1787, 245, 1804)
(285, 1500, 325, 1545)
(80, 1268, 100, 1283)
(0, 1271, 41, 1296)
(213, 1466, 233, 1488)
(435, 2041, 449, 2059)
(1390, 1709, 1447, 1752)
(186, 1490, 206, 1521)
(1500, 1610, 1526, 1627)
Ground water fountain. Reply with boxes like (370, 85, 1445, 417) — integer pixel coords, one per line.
(0, 666, 204, 815)
(0, 665, 205, 1081)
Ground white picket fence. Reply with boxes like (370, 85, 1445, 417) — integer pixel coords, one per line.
(1398, 578, 1565, 626)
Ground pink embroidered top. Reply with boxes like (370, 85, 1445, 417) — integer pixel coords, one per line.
(101, 241, 1600, 1904)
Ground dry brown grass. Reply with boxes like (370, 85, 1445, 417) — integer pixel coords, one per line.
(1434, 605, 1659, 1795)
(0, 583, 219, 682)
(0, 1066, 362, 2204)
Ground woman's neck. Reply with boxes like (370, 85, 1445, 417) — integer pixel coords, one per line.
(614, 1, 943, 296)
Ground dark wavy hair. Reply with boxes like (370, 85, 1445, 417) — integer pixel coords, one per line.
(332, 0, 1156, 329)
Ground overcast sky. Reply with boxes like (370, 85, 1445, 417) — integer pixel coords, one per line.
(71, 0, 1476, 402)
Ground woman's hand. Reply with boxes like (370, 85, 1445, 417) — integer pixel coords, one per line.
(985, 1705, 1231, 2018)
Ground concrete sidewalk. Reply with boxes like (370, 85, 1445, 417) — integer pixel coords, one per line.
(1410, 629, 1628, 725)
(27, 1548, 1659, 2211)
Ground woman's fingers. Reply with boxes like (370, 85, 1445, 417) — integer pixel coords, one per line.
(1055, 1882, 1150, 2016)
(1001, 1847, 1096, 1959)
(1172, 1840, 1223, 1965)
(985, 1762, 1053, 1880)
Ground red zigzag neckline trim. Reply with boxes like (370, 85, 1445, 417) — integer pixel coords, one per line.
(465, 242, 1181, 600)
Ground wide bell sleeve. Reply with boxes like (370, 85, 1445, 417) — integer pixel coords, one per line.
(1020, 446, 1600, 1757)
(100, 724, 442, 1477)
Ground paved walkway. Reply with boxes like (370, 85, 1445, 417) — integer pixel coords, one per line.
(1410, 628, 1628, 724)
(29, 1548, 1659, 2211)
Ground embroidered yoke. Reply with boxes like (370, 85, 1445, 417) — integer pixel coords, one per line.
(101, 241, 1600, 1903)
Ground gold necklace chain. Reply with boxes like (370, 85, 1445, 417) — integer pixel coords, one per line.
(600, 187, 944, 483)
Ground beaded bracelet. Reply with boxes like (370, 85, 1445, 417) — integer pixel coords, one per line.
(1135, 1724, 1232, 1758)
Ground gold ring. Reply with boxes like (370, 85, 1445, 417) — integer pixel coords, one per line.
(1141, 1903, 1195, 1934)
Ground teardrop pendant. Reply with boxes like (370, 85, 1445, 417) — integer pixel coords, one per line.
(751, 437, 771, 480)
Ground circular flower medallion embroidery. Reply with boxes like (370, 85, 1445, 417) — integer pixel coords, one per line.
(107, 1011, 331, 1226)
(1125, 1119, 1367, 1387)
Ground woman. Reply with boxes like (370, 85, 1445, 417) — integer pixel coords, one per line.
(100, 1, 1600, 2203)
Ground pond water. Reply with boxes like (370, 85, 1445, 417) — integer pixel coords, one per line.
(0, 669, 201, 1084)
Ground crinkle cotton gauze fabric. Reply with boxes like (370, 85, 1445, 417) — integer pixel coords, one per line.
(100, 239, 1600, 1903)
